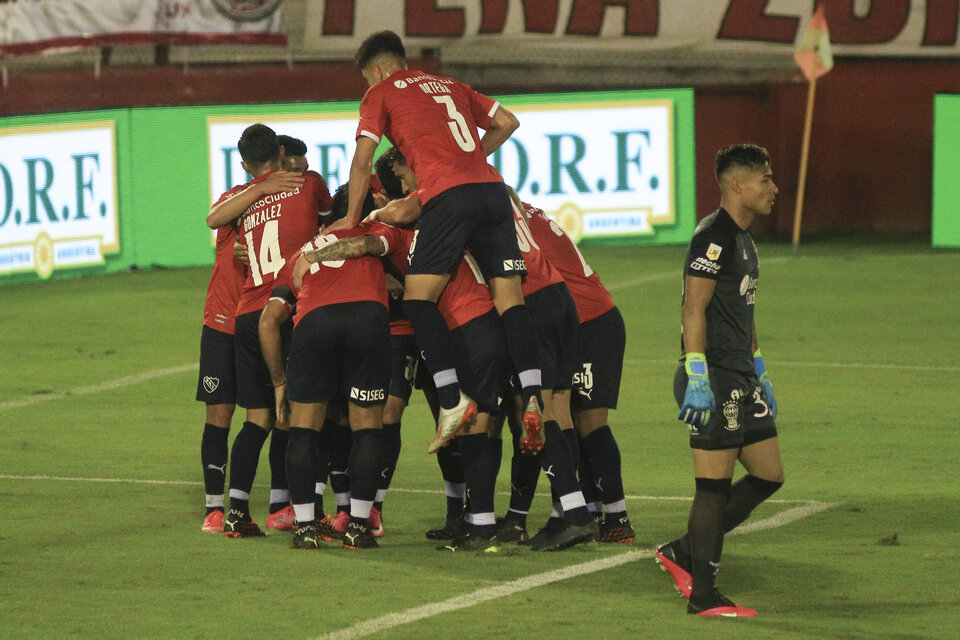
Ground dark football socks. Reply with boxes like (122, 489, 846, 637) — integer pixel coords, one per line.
(500, 305, 543, 408)
(228, 421, 269, 514)
(402, 299, 461, 409)
(201, 423, 229, 514)
(688, 477, 732, 602)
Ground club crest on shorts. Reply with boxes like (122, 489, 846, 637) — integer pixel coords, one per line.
(203, 376, 220, 393)
(722, 399, 740, 431)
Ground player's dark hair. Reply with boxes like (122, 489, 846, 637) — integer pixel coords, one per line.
(238, 123, 280, 165)
(330, 182, 376, 223)
(374, 148, 406, 200)
(277, 135, 307, 157)
(355, 30, 406, 68)
(715, 143, 770, 182)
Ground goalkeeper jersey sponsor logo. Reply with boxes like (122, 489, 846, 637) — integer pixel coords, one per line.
(690, 256, 720, 274)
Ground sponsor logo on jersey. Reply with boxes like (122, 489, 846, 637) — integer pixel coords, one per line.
(706, 243, 723, 260)
(350, 387, 385, 402)
(393, 79, 408, 89)
(690, 256, 720, 274)
(740, 274, 758, 304)
(502, 258, 527, 272)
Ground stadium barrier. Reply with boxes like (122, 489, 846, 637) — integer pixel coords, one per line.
(0, 89, 695, 285)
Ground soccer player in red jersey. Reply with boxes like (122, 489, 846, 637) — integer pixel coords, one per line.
(206, 123, 333, 537)
(370, 154, 595, 550)
(283, 216, 393, 551)
(331, 31, 545, 459)
(295, 179, 509, 552)
(520, 196, 634, 543)
(196, 216, 246, 533)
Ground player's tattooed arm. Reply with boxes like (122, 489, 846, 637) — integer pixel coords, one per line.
(304, 235, 384, 263)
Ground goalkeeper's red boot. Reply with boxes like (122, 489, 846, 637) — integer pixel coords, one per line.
(656, 541, 693, 598)
(687, 590, 757, 617)
(369, 506, 385, 538)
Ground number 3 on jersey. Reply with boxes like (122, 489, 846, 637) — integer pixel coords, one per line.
(245, 219, 285, 287)
(433, 95, 477, 153)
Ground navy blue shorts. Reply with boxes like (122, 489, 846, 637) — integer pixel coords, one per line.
(196, 325, 237, 405)
(452, 309, 510, 413)
(673, 364, 778, 450)
(523, 282, 579, 391)
(286, 301, 391, 407)
(389, 333, 420, 402)
(235, 310, 292, 410)
(407, 182, 525, 280)
(571, 306, 625, 412)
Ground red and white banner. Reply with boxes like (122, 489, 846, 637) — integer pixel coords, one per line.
(0, 0, 286, 58)
(302, 0, 960, 59)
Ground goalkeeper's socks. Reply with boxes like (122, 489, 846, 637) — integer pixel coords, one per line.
(723, 475, 783, 532)
(687, 477, 731, 600)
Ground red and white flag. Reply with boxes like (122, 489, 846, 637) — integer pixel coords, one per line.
(794, 4, 834, 81)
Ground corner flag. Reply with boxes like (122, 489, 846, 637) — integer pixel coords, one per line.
(794, 5, 834, 81)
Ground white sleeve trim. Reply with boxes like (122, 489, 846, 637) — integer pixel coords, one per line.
(487, 101, 500, 118)
(379, 236, 389, 256)
(359, 130, 381, 144)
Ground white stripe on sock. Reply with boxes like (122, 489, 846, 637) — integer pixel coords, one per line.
(559, 492, 586, 512)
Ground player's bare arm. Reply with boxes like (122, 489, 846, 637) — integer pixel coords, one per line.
(259, 299, 291, 422)
(292, 235, 383, 289)
(304, 235, 384, 263)
(207, 171, 305, 229)
(751, 318, 760, 353)
(371, 193, 422, 227)
(331, 136, 378, 231)
(480, 105, 519, 155)
(681, 275, 717, 354)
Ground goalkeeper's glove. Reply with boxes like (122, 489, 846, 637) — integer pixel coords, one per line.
(753, 349, 778, 418)
(678, 353, 714, 428)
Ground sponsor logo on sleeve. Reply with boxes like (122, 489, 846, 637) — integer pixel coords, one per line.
(689, 256, 720, 274)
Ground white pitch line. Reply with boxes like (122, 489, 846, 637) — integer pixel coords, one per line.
(0, 474, 815, 505)
(623, 358, 960, 373)
(311, 499, 835, 640)
(0, 363, 198, 411)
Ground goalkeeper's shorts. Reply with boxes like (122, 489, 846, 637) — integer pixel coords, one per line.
(673, 365, 777, 450)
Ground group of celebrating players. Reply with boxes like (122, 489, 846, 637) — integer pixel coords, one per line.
(195, 31, 632, 555)
(194, 29, 786, 619)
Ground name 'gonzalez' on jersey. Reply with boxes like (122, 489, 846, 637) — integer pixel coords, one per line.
(355, 69, 504, 204)
(681, 207, 759, 375)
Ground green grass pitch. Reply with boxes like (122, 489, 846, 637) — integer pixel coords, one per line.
(1, 238, 958, 639)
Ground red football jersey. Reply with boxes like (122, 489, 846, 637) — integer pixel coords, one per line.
(511, 200, 564, 297)
(294, 227, 388, 326)
(231, 170, 332, 316)
(360, 220, 494, 330)
(202, 224, 246, 335)
(525, 204, 615, 323)
(356, 69, 503, 203)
